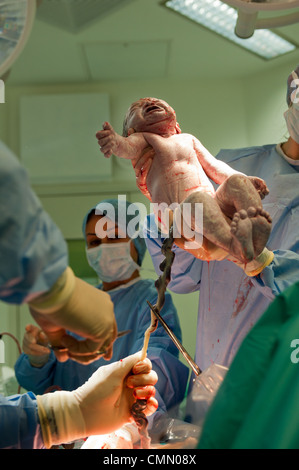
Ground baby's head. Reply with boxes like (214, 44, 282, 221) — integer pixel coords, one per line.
(122, 97, 181, 137)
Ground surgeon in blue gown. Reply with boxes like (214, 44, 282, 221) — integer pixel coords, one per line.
(0, 146, 158, 449)
(140, 65, 299, 425)
(15, 198, 189, 448)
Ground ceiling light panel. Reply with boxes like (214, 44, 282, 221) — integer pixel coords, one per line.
(162, 0, 296, 59)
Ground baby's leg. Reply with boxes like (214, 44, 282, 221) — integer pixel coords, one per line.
(181, 191, 254, 262)
(215, 174, 263, 218)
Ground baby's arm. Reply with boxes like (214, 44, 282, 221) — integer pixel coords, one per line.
(191, 136, 269, 197)
(96, 122, 148, 159)
(191, 136, 244, 184)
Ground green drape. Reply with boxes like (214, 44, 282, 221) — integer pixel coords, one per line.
(197, 281, 299, 449)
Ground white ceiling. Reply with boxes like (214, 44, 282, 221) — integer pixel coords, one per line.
(7, 0, 299, 85)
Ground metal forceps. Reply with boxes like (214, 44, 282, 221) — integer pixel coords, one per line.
(147, 300, 201, 376)
(147, 226, 201, 376)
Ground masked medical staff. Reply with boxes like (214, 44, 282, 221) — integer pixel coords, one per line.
(15, 198, 189, 448)
(0, 145, 158, 448)
(141, 65, 299, 425)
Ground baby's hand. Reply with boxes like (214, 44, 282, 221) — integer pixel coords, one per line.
(96, 122, 118, 159)
(248, 176, 269, 200)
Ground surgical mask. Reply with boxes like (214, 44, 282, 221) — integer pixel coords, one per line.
(86, 240, 140, 282)
(284, 71, 299, 144)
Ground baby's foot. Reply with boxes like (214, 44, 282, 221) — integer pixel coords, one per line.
(230, 209, 254, 262)
(247, 206, 272, 257)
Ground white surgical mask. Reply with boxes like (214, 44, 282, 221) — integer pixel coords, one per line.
(86, 240, 140, 282)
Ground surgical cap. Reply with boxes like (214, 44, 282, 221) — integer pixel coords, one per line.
(82, 198, 146, 266)
(286, 64, 299, 107)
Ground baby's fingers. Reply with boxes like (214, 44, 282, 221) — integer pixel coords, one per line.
(102, 121, 114, 131)
(102, 150, 112, 159)
(95, 128, 113, 141)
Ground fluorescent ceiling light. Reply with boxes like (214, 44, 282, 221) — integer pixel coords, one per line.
(162, 0, 296, 59)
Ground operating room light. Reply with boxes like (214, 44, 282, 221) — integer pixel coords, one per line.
(163, 0, 296, 59)
(0, 0, 36, 77)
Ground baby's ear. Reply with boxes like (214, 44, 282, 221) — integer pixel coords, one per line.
(127, 128, 136, 136)
(176, 122, 182, 134)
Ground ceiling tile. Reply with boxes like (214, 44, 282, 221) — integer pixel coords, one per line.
(37, 0, 136, 33)
(83, 40, 170, 80)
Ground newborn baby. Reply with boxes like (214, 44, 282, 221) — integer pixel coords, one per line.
(96, 97, 271, 264)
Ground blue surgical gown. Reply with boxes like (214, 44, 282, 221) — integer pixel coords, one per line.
(0, 142, 69, 448)
(15, 278, 189, 430)
(143, 143, 299, 424)
(0, 141, 68, 304)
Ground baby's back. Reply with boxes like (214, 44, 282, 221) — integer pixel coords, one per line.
(142, 133, 214, 205)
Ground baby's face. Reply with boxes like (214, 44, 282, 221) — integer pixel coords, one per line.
(125, 97, 179, 135)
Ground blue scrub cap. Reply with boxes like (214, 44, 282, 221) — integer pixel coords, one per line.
(82, 198, 146, 266)
(286, 64, 299, 107)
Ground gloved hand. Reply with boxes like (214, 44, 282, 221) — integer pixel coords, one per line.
(284, 69, 299, 144)
(237, 247, 274, 277)
(133, 144, 155, 202)
(29, 267, 117, 364)
(36, 353, 158, 448)
(22, 324, 51, 367)
(247, 176, 269, 200)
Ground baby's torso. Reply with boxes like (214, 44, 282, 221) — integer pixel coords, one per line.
(140, 133, 214, 205)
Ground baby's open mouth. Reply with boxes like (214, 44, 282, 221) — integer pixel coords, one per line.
(145, 105, 162, 113)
